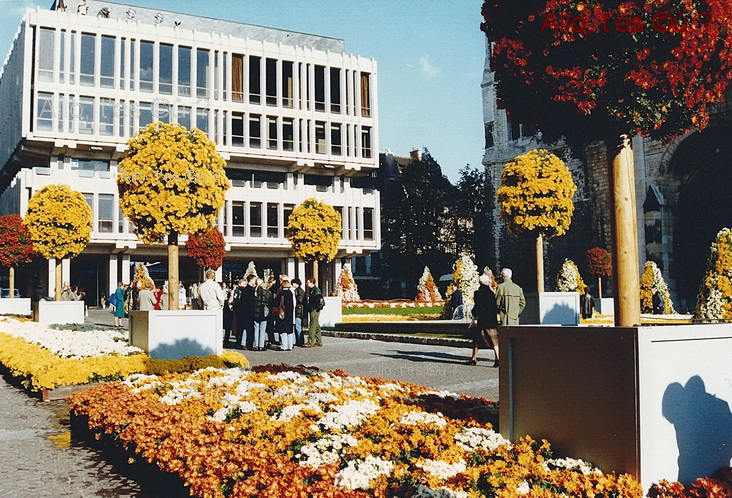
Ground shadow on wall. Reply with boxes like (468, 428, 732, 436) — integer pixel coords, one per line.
(149, 338, 215, 360)
(542, 303, 577, 326)
(662, 375, 732, 484)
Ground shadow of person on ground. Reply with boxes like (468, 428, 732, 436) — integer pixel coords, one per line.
(369, 349, 476, 365)
(662, 375, 732, 484)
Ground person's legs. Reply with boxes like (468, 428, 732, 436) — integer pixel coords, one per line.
(489, 329, 499, 366)
(295, 317, 303, 346)
(308, 310, 322, 345)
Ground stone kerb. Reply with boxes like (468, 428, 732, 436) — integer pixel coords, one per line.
(32, 300, 85, 324)
(0, 297, 31, 315)
(129, 310, 223, 360)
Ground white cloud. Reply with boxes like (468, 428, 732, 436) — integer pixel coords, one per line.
(419, 56, 440, 78)
(10, 0, 41, 17)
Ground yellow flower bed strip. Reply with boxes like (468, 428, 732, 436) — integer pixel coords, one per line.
(69, 365, 642, 497)
(0, 332, 247, 391)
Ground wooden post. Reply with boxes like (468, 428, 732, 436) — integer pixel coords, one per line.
(609, 136, 641, 326)
(168, 231, 179, 310)
(536, 232, 544, 293)
(597, 275, 603, 299)
(55, 259, 62, 301)
(312, 259, 319, 286)
(8, 267, 14, 299)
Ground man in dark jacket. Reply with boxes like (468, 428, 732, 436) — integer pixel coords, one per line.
(303, 277, 325, 347)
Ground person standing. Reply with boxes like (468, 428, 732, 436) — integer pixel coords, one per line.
(495, 268, 525, 325)
(275, 279, 296, 350)
(252, 278, 271, 351)
(138, 281, 158, 311)
(113, 282, 125, 327)
(238, 275, 257, 350)
(466, 274, 500, 367)
(178, 283, 187, 310)
(303, 277, 325, 347)
(199, 269, 225, 310)
(291, 278, 306, 346)
(580, 285, 595, 319)
(190, 283, 200, 309)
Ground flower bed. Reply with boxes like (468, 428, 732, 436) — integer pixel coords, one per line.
(344, 300, 445, 309)
(0, 317, 247, 391)
(69, 364, 643, 497)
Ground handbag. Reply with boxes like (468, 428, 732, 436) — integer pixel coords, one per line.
(272, 307, 285, 320)
(107, 293, 118, 307)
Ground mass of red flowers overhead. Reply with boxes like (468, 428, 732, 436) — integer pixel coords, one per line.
(0, 215, 35, 268)
(185, 226, 226, 270)
(481, 0, 732, 147)
(585, 246, 613, 277)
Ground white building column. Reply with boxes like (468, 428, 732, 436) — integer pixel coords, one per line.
(334, 259, 343, 285)
(121, 254, 131, 283)
(62, 258, 71, 285)
(297, 259, 306, 280)
(286, 257, 295, 278)
(47, 259, 56, 297)
(215, 267, 223, 281)
(108, 254, 118, 295)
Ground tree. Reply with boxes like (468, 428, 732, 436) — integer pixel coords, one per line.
(695, 228, 732, 322)
(640, 261, 676, 315)
(0, 215, 35, 298)
(496, 149, 576, 292)
(287, 198, 341, 281)
(118, 122, 229, 309)
(481, 0, 732, 325)
(454, 165, 488, 260)
(185, 226, 226, 271)
(555, 259, 586, 294)
(585, 247, 613, 298)
(443, 254, 480, 319)
(24, 185, 92, 300)
(415, 266, 442, 302)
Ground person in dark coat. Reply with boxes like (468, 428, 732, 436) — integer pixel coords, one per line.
(274, 279, 296, 350)
(580, 285, 595, 319)
(652, 290, 664, 315)
(291, 278, 306, 346)
(252, 278, 271, 350)
(465, 274, 500, 367)
(226, 280, 245, 347)
(238, 275, 257, 349)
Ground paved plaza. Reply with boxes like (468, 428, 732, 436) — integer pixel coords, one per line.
(0, 310, 498, 496)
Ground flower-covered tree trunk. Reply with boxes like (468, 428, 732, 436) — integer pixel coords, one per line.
(168, 232, 179, 310)
(536, 232, 544, 293)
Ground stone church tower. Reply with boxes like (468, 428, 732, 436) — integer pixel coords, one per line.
(481, 40, 732, 312)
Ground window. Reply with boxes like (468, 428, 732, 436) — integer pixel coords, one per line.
(59, 30, 65, 83)
(267, 116, 278, 150)
(249, 202, 262, 237)
(282, 61, 293, 108)
(360, 72, 371, 117)
(331, 123, 342, 155)
(267, 203, 279, 238)
(232, 54, 244, 102)
(129, 38, 136, 89)
(232, 201, 245, 236)
(78, 96, 94, 134)
(68, 31, 76, 85)
(83, 193, 94, 214)
(249, 114, 261, 148)
(80, 33, 95, 85)
(232, 112, 244, 146)
(71, 159, 109, 172)
(139, 41, 154, 92)
(36, 93, 54, 131)
(347, 207, 353, 239)
(355, 207, 360, 240)
(197, 48, 209, 97)
(361, 126, 372, 158)
(38, 28, 55, 82)
(119, 38, 125, 89)
(283, 118, 294, 151)
(330, 68, 341, 113)
(364, 208, 374, 240)
(304, 174, 332, 193)
(314, 65, 325, 111)
(196, 108, 209, 134)
(118, 207, 125, 233)
(100, 36, 115, 88)
(57, 94, 65, 132)
(98, 194, 114, 232)
(484, 122, 494, 148)
(159, 43, 173, 94)
(283, 204, 294, 236)
(249, 56, 261, 104)
(100, 98, 115, 136)
(156, 102, 170, 124)
(139, 102, 153, 129)
(178, 46, 191, 96)
(315, 121, 326, 154)
(177, 106, 191, 129)
(227, 168, 252, 187)
(266, 58, 277, 106)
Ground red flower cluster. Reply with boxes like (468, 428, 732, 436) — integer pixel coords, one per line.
(649, 467, 732, 497)
(585, 246, 612, 277)
(481, 0, 732, 148)
(0, 215, 35, 268)
(185, 227, 226, 270)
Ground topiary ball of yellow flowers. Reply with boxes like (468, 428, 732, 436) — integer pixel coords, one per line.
(117, 122, 230, 244)
(25, 184, 92, 260)
(287, 198, 342, 263)
(497, 149, 576, 238)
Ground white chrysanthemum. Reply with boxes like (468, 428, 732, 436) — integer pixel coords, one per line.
(297, 433, 358, 467)
(414, 484, 470, 498)
(272, 403, 322, 422)
(400, 411, 448, 428)
(454, 427, 510, 452)
(334, 456, 393, 490)
(545, 457, 601, 475)
(414, 459, 466, 480)
(311, 400, 380, 432)
(516, 480, 531, 494)
(422, 390, 461, 399)
(269, 371, 309, 383)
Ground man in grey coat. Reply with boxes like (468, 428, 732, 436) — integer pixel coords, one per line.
(495, 268, 525, 325)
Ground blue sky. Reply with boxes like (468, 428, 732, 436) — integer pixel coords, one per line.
(0, 0, 487, 181)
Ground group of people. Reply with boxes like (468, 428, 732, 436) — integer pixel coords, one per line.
(216, 272, 326, 351)
(465, 267, 526, 367)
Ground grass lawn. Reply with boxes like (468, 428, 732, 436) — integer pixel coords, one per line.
(342, 306, 444, 315)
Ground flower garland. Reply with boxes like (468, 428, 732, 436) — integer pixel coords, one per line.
(695, 228, 732, 322)
(640, 261, 676, 314)
(0, 214, 35, 268)
(555, 259, 586, 295)
(185, 226, 226, 270)
(415, 266, 443, 302)
(68, 364, 642, 497)
(585, 247, 612, 277)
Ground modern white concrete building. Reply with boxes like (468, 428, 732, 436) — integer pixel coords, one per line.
(0, 1, 380, 301)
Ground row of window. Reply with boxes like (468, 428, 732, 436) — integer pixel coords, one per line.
(35, 27, 373, 116)
(77, 192, 374, 241)
(35, 93, 373, 158)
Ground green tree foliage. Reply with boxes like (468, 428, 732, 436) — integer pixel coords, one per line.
(453, 165, 487, 260)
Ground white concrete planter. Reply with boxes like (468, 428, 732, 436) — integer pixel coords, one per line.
(0, 297, 31, 315)
(320, 296, 342, 327)
(595, 297, 615, 314)
(129, 310, 222, 360)
(32, 300, 85, 324)
(500, 324, 732, 489)
(522, 291, 580, 325)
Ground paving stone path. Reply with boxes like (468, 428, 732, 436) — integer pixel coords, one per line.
(0, 310, 499, 496)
